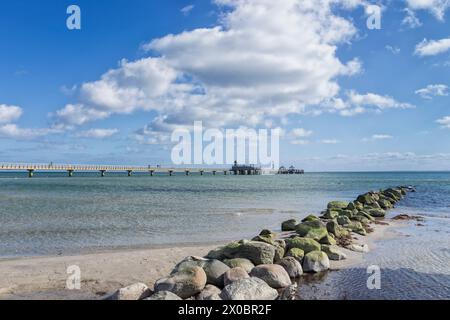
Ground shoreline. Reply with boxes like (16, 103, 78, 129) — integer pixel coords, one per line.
(0, 218, 406, 300)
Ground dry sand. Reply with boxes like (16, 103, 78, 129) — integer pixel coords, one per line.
(0, 220, 404, 300)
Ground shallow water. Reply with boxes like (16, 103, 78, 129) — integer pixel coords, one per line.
(0, 171, 449, 299)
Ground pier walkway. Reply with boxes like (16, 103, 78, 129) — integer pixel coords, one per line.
(0, 164, 230, 178)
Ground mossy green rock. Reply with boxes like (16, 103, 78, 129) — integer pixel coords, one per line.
(368, 208, 386, 218)
(347, 201, 364, 210)
(206, 242, 242, 260)
(357, 193, 376, 205)
(273, 244, 285, 263)
(223, 258, 255, 273)
(321, 245, 347, 261)
(302, 215, 320, 222)
(281, 219, 299, 231)
(285, 237, 321, 254)
(286, 248, 305, 262)
(234, 241, 276, 265)
(357, 210, 375, 221)
(259, 229, 276, 237)
(321, 210, 339, 219)
(319, 234, 337, 245)
(377, 199, 393, 209)
(338, 210, 354, 218)
(295, 221, 328, 241)
(337, 216, 351, 226)
(347, 221, 367, 236)
(252, 235, 276, 246)
(327, 201, 349, 210)
(302, 251, 330, 273)
(326, 220, 349, 238)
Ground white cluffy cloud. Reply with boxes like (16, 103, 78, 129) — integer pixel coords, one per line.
(181, 4, 195, 16)
(75, 129, 119, 139)
(0, 104, 23, 124)
(289, 128, 313, 145)
(362, 134, 393, 142)
(415, 38, 450, 56)
(402, 8, 423, 28)
(0, 104, 58, 139)
(415, 84, 449, 99)
(437, 116, 450, 128)
(331, 91, 415, 116)
(406, 0, 450, 21)
(53, 0, 393, 134)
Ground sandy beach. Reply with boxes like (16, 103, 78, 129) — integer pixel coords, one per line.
(0, 220, 403, 300)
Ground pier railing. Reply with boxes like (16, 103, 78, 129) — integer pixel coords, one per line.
(0, 163, 235, 177)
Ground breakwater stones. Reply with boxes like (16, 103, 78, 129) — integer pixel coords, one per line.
(108, 185, 415, 301)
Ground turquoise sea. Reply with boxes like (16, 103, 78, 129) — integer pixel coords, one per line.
(0, 171, 449, 299)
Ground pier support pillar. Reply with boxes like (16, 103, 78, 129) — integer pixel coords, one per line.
(68, 170, 74, 177)
(127, 170, 133, 177)
(28, 169, 34, 178)
(100, 170, 106, 177)
(213, 171, 216, 176)
(224, 171, 227, 175)
(169, 170, 173, 176)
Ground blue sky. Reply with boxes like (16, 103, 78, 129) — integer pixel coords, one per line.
(1, 0, 450, 171)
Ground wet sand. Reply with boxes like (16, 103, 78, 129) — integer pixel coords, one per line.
(0, 220, 403, 300)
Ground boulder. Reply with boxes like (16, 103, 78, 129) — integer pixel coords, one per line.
(302, 251, 330, 273)
(278, 284, 298, 301)
(347, 221, 367, 236)
(337, 215, 351, 226)
(285, 248, 305, 262)
(206, 241, 242, 260)
(347, 201, 363, 210)
(223, 258, 255, 273)
(171, 256, 207, 274)
(319, 234, 337, 245)
(273, 244, 285, 263)
(302, 214, 320, 222)
(154, 266, 207, 299)
(109, 283, 152, 300)
(202, 260, 230, 287)
(220, 277, 278, 300)
(339, 210, 354, 218)
(259, 229, 276, 237)
(249, 264, 292, 289)
(321, 245, 347, 261)
(277, 257, 303, 278)
(224, 267, 249, 287)
(368, 209, 386, 218)
(327, 201, 349, 210)
(377, 199, 393, 210)
(252, 235, 276, 246)
(196, 284, 222, 300)
(274, 239, 286, 250)
(295, 220, 328, 241)
(347, 243, 370, 253)
(326, 220, 349, 238)
(356, 210, 375, 221)
(234, 241, 276, 265)
(145, 291, 182, 300)
(357, 193, 377, 205)
(321, 210, 339, 219)
(281, 219, 299, 231)
(285, 237, 321, 254)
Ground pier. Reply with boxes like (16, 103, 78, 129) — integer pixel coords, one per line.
(0, 164, 230, 178)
